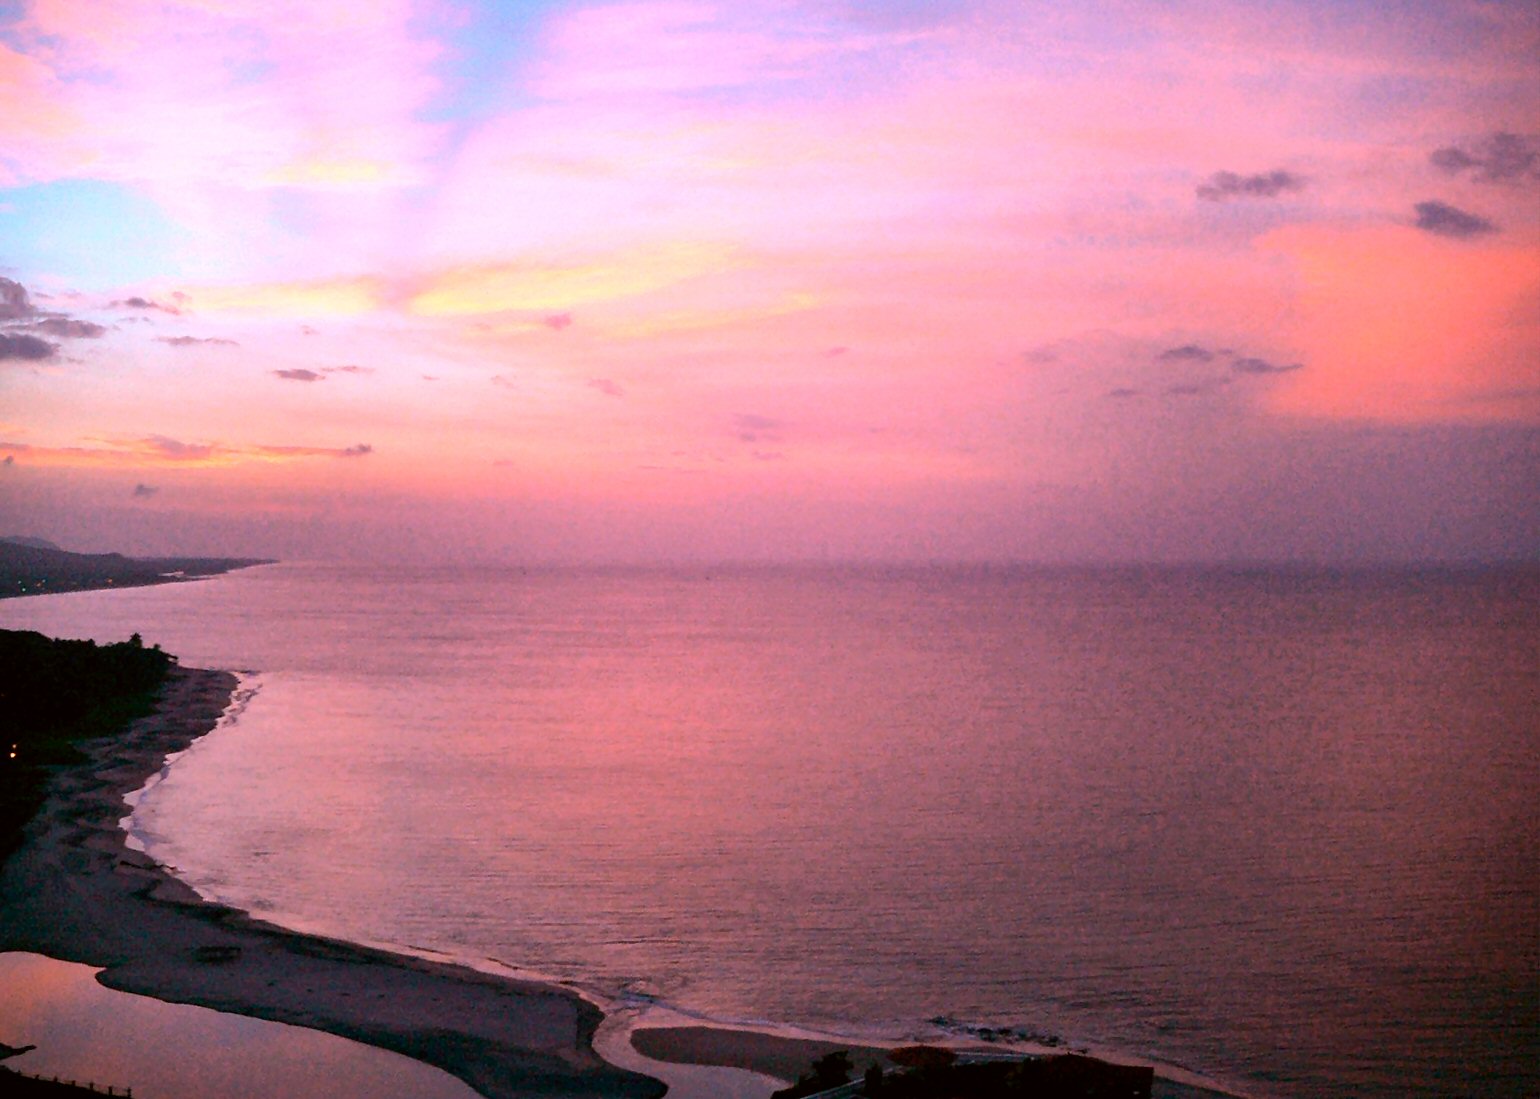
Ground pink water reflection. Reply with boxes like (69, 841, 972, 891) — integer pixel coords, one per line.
(0, 953, 479, 1099)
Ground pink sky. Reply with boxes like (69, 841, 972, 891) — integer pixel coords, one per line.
(2, 0, 1537, 562)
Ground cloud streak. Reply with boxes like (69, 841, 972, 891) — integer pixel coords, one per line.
(112, 296, 182, 314)
(1231, 357, 1303, 375)
(1196, 169, 1306, 201)
(158, 335, 238, 347)
(1157, 344, 1216, 363)
(0, 435, 374, 468)
(32, 318, 107, 338)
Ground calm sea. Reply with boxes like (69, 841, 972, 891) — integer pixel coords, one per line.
(3, 563, 1536, 1097)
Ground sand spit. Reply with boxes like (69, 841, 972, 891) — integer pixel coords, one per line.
(0, 666, 664, 1099)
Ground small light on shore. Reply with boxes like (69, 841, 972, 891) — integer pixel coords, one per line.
(7, 744, 15, 760)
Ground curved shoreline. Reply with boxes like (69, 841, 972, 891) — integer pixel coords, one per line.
(0, 665, 665, 1099)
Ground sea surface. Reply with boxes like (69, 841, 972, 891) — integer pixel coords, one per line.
(3, 562, 1536, 1097)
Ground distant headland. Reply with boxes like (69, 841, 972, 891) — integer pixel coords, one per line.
(0, 537, 275, 600)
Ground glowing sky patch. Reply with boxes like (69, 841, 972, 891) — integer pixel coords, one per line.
(1, 0, 1537, 562)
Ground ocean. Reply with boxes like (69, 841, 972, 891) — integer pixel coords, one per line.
(3, 562, 1536, 1097)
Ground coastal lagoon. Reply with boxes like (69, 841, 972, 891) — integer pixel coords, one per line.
(3, 562, 1536, 1097)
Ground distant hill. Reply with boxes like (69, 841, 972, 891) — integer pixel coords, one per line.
(0, 535, 63, 551)
(0, 541, 275, 599)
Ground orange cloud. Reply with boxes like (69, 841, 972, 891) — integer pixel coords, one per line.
(0, 435, 373, 469)
(408, 244, 737, 315)
(180, 278, 385, 316)
(1259, 224, 1540, 423)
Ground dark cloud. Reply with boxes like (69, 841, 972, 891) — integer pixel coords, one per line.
(1106, 387, 1142, 398)
(1165, 383, 1208, 397)
(1232, 357, 1302, 375)
(0, 282, 109, 341)
(3, 455, 13, 466)
(543, 313, 573, 330)
(0, 333, 56, 361)
(32, 318, 107, 339)
(112, 296, 181, 315)
(0, 278, 36, 320)
(1157, 344, 1215, 363)
(132, 483, 159, 498)
(325, 364, 372, 375)
(1429, 133, 1538, 185)
(1196, 169, 1306, 201)
(341, 443, 373, 457)
(158, 335, 237, 347)
(587, 377, 624, 397)
(273, 368, 323, 382)
(1413, 200, 1497, 238)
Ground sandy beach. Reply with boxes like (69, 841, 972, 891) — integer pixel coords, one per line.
(0, 665, 665, 1099)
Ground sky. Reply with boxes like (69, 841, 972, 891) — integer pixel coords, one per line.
(1, 0, 1537, 564)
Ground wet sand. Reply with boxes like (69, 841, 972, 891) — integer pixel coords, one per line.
(631, 1024, 898, 1082)
(0, 666, 664, 1099)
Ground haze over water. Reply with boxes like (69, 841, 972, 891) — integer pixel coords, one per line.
(3, 563, 1535, 1098)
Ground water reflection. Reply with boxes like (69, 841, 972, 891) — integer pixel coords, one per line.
(0, 953, 480, 1099)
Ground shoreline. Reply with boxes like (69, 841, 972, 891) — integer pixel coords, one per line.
(0, 665, 665, 1099)
(0, 651, 1241, 1099)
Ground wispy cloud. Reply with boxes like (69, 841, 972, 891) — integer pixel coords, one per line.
(1, 1, 440, 196)
(410, 245, 735, 315)
(733, 413, 783, 442)
(273, 368, 324, 382)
